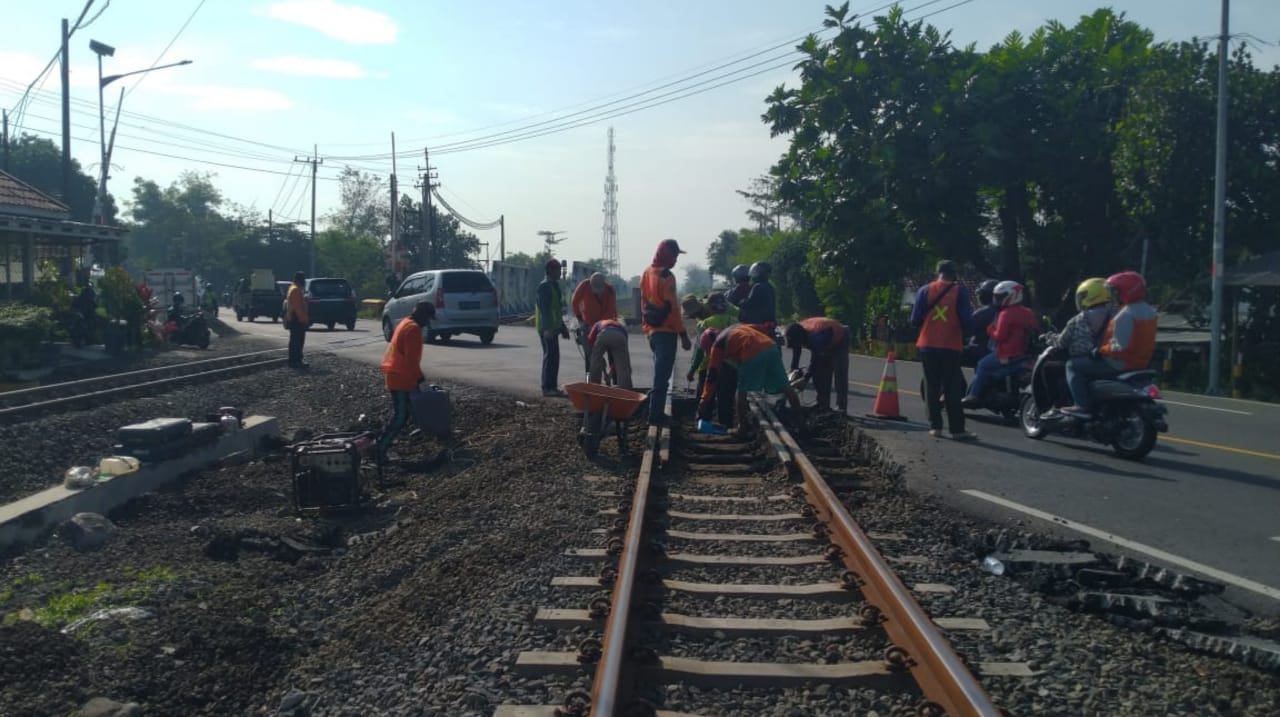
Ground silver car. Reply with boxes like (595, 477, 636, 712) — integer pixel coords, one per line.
(382, 269, 499, 344)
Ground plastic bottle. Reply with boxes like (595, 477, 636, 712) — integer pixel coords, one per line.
(98, 456, 140, 480)
(64, 466, 97, 490)
(981, 556, 1006, 576)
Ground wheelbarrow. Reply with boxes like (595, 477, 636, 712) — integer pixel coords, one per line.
(564, 382, 648, 459)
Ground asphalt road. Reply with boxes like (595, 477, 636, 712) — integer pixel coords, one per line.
(229, 317, 1279, 614)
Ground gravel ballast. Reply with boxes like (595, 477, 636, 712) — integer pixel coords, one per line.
(1, 348, 1277, 716)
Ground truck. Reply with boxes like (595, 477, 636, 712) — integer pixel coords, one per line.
(234, 269, 284, 323)
(143, 268, 198, 320)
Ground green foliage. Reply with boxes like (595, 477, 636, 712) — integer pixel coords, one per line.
(317, 229, 384, 300)
(97, 266, 142, 322)
(0, 303, 54, 373)
(706, 230, 739, 283)
(5, 134, 116, 223)
(6, 565, 177, 629)
(30, 260, 71, 312)
(125, 172, 232, 273)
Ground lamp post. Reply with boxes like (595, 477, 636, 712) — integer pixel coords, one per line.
(89, 39, 191, 225)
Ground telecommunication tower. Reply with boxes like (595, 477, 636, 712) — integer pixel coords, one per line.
(601, 127, 619, 275)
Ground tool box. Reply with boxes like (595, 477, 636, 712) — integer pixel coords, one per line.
(114, 421, 220, 463)
(116, 418, 192, 448)
(290, 432, 380, 511)
(409, 385, 452, 438)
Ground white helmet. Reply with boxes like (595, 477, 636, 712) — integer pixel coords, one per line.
(993, 280, 1024, 307)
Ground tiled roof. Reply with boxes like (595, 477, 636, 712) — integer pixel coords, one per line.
(0, 170, 70, 217)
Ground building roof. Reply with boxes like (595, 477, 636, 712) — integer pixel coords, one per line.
(0, 170, 70, 218)
(1225, 251, 1280, 288)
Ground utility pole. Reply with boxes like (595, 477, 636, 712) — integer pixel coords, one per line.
(293, 146, 322, 277)
(268, 209, 273, 242)
(61, 18, 72, 203)
(1207, 0, 1230, 395)
(390, 132, 399, 277)
(416, 148, 438, 268)
(2, 109, 9, 172)
(499, 215, 505, 264)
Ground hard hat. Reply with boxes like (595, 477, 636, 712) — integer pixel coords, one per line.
(992, 280, 1024, 307)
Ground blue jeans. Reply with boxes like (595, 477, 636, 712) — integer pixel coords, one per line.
(1066, 356, 1117, 409)
(377, 390, 412, 457)
(967, 353, 1022, 399)
(540, 330, 560, 392)
(648, 332, 677, 423)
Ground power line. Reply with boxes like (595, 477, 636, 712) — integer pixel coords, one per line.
(124, 0, 207, 99)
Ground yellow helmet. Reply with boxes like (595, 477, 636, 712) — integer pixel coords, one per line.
(1075, 278, 1109, 311)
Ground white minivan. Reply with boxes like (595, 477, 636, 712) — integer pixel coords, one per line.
(382, 269, 499, 344)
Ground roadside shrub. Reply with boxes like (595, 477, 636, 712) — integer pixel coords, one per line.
(0, 303, 54, 373)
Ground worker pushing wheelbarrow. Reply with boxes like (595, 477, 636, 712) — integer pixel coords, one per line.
(563, 382, 648, 459)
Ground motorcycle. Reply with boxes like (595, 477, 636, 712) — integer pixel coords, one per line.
(164, 309, 212, 349)
(1018, 344, 1168, 460)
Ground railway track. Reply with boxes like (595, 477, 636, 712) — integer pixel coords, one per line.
(0, 349, 290, 423)
(500, 397, 1028, 716)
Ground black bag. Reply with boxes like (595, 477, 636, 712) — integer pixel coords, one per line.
(117, 418, 192, 448)
(642, 300, 672, 328)
(114, 421, 220, 462)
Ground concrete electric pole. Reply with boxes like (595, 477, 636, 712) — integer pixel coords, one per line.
(1207, 0, 1230, 395)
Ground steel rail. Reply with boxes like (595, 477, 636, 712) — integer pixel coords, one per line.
(0, 348, 287, 409)
(757, 400, 1001, 717)
(0, 355, 288, 422)
(588, 419, 660, 716)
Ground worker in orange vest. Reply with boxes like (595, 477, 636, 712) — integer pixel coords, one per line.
(284, 271, 310, 369)
(378, 301, 436, 461)
(909, 260, 974, 439)
(640, 239, 692, 425)
(571, 272, 618, 374)
(698, 324, 803, 435)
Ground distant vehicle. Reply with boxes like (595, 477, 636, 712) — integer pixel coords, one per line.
(234, 269, 283, 323)
(382, 269, 498, 344)
(144, 268, 197, 317)
(304, 277, 358, 331)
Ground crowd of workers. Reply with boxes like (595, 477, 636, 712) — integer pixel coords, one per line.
(371, 241, 1159, 459)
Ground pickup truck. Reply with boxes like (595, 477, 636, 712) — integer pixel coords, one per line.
(234, 270, 284, 323)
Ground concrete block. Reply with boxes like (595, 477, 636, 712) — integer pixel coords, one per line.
(0, 416, 279, 552)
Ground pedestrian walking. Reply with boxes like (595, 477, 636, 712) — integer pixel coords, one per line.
(377, 301, 435, 461)
(536, 259, 570, 397)
(784, 317, 851, 413)
(586, 318, 633, 389)
(640, 238, 692, 425)
(910, 260, 974, 439)
(284, 271, 309, 369)
(571, 272, 618, 373)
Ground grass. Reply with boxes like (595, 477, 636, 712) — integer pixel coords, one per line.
(1, 565, 178, 629)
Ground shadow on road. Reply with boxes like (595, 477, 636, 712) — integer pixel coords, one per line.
(434, 342, 520, 350)
(1141, 451, 1280, 493)
(961, 437, 1174, 482)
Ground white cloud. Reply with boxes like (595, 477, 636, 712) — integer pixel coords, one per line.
(259, 0, 398, 45)
(252, 56, 374, 79)
(154, 84, 295, 111)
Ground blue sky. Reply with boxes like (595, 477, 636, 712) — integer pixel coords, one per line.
(3, 0, 1277, 279)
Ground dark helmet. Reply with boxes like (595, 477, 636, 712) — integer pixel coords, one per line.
(705, 291, 729, 313)
(977, 279, 999, 306)
(172, 292, 185, 306)
(731, 264, 749, 283)
(749, 261, 771, 282)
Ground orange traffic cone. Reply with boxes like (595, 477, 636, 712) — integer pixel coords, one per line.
(868, 351, 908, 421)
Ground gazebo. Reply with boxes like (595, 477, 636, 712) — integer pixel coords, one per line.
(0, 169, 126, 299)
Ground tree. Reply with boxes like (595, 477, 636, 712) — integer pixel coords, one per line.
(6, 134, 116, 224)
(317, 228, 385, 299)
(125, 172, 232, 273)
(682, 263, 713, 296)
(330, 166, 388, 239)
(706, 230, 740, 282)
(397, 193, 481, 271)
(735, 176, 786, 234)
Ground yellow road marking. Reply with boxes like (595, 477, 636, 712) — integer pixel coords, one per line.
(1161, 435, 1280, 462)
(848, 381, 1279, 462)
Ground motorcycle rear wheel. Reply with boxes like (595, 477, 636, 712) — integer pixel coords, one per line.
(1111, 404, 1156, 460)
(1019, 394, 1046, 439)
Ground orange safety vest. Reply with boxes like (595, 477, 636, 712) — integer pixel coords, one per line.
(640, 265, 683, 335)
(381, 318, 424, 390)
(915, 280, 963, 351)
(1100, 306, 1158, 371)
(571, 280, 618, 326)
(286, 283, 309, 325)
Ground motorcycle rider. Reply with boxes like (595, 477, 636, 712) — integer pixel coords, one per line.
(737, 261, 777, 331)
(964, 279, 1000, 365)
(726, 264, 751, 307)
(963, 281, 1038, 407)
(1062, 271, 1158, 416)
(202, 283, 219, 317)
(1048, 278, 1113, 359)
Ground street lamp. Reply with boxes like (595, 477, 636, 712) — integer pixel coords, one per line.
(89, 39, 191, 225)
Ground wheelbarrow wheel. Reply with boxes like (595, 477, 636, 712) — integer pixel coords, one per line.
(580, 432, 601, 459)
